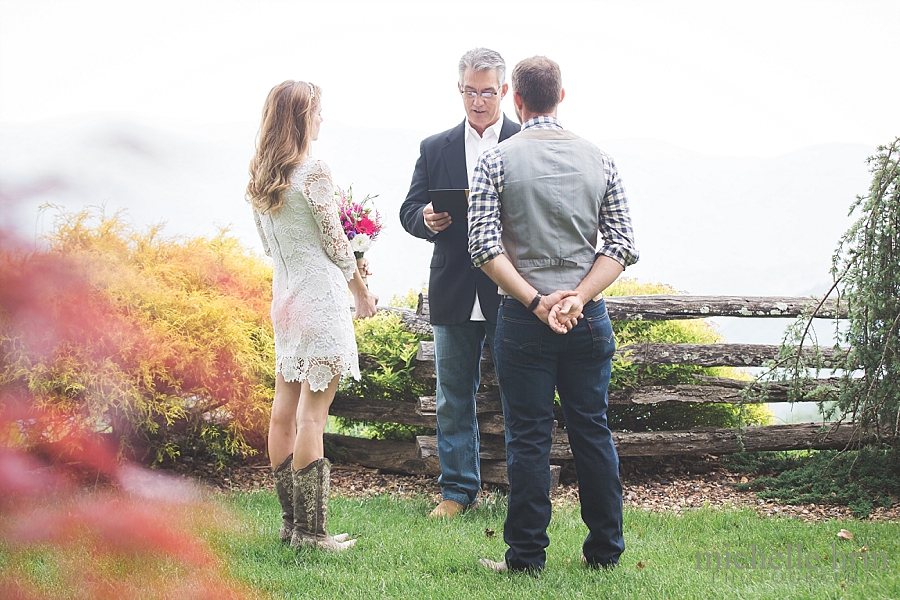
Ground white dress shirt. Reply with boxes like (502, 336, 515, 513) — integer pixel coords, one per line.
(464, 116, 505, 321)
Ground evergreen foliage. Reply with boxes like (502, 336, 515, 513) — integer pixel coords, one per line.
(752, 139, 900, 445)
(726, 448, 900, 517)
(833, 139, 900, 443)
(730, 142, 900, 515)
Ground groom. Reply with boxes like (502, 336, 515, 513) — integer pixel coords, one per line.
(399, 48, 519, 518)
(469, 55, 639, 572)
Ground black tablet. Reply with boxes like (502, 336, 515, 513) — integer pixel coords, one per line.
(428, 189, 469, 223)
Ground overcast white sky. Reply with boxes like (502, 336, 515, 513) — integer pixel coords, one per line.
(1, 0, 898, 157)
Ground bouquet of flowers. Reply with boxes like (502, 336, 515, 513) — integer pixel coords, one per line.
(336, 185, 382, 258)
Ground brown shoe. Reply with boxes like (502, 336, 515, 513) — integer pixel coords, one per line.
(478, 558, 508, 572)
(429, 499, 465, 519)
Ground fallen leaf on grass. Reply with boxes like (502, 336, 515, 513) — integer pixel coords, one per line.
(636, 561, 646, 570)
(837, 529, 855, 540)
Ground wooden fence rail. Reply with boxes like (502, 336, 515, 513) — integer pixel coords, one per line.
(331, 295, 856, 486)
(413, 293, 847, 324)
(415, 341, 846, 369)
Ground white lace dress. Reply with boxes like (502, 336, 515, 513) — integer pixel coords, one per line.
(253, 158, 361, 392)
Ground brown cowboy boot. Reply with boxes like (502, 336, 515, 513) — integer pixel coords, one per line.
(273, 454, 296, 544)
(290, 457, 356, 551)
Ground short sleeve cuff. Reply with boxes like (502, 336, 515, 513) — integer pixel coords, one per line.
(597, 246, 639, 269)
(471, 246, 504, 268)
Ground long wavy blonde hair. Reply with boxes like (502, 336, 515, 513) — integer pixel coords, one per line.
(246, 80, 321, 213)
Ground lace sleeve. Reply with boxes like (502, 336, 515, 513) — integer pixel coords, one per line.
(253, 208, 272, 257)
(302, 160, 357, 281)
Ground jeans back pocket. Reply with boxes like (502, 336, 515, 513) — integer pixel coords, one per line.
(586, 309, 615, 360)
(498, 310, 544, 366)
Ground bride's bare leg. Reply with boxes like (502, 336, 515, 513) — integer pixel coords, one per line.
(289, 373, 355, 549)
(269, 373, 302, 468)
(293, 374, 340, 469)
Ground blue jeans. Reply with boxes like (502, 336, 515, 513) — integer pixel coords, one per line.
(495, 297, 624, 572)
(432, 320, 498, 507)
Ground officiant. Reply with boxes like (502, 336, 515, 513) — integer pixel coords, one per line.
(398, 48, 519, 518)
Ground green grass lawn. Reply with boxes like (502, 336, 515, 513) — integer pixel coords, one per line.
(3, 489, 898, 598)
(207, 491, 900, 599)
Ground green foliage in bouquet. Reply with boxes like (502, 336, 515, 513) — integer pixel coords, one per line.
(605, 279, 771, 431)
(1, 207, 275, 465)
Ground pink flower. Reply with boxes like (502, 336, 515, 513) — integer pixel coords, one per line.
(357, 215, 376, 235)
(335, 185, 382, 244)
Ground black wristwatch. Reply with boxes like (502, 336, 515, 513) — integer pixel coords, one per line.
(527, 293, 543, 312)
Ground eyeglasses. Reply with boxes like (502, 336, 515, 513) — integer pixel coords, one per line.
(461, 90, 499, 99)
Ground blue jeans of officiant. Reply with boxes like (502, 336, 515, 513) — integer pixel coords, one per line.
(432, 320, 500, 508)
(495, 297, 624, 572)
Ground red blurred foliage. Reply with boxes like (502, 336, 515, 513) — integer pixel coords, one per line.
(0, 210, 264, 596)
(0, 399, 254, 599)
(0, 249, 146, 368)
(0, 217, 255, 599)
(0, 446, 61, 504)
(6, 497, 211, 566)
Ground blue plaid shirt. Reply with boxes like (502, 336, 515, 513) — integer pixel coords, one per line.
(468, 116, 639, 270)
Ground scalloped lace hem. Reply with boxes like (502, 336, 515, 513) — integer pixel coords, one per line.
(278, 356, 361, 392)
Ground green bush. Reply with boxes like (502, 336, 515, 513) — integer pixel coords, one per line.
(1, 206, 767, 461)
(753, 140, 900, 446)
(334, 294, 434, 442)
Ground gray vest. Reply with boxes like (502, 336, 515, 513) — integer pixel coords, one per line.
(498, 128, 608, 294)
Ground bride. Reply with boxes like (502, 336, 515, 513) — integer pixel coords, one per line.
(247, 80, 377, 551)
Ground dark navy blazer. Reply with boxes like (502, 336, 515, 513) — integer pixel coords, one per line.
(399, 116, 519, 325)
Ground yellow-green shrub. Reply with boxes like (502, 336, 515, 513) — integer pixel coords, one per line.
(1, 208, 275, 464)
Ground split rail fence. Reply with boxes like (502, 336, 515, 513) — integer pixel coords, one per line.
(325, 293, 862, 485)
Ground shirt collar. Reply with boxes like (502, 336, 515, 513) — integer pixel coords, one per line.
(522, 115, 563, 130)
(465, 114, 505, 142)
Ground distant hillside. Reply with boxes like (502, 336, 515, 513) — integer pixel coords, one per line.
(0, 116, 875, 305)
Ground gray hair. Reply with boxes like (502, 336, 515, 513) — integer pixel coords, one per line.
(458, 47, 506, 87)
